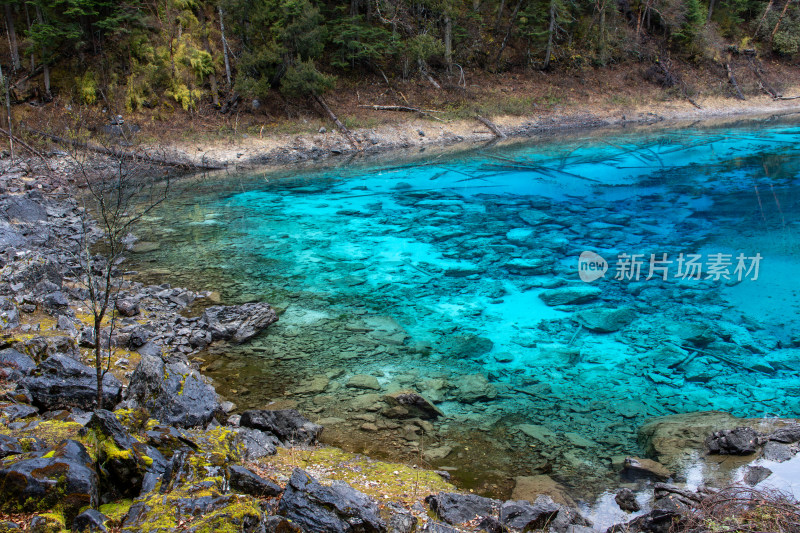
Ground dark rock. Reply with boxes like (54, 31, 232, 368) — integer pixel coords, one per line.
(606, 510, 683, 533)
(0, 439, 98, 523)
(477, 516, 505, 533)
(1, 403, 38, 421)
(115, 298, 139, 317)
(0, 348, 36, 379)
(21, 354, 122, 411)
(0, 435, 22, 458)
(228, 465, 282, 497)
(421, 522, 460, 533)
(125, 355, 222, 428)
(43, 291, 69, 308)
(769, 425, 800, 443)
(0, 521, 19, 531)
(706, 427, 759, 455)
(426, 492, 501, 525)
(388, 511, 417, 533)
(500, 498, 559, 530)
(763, 441, 794, 462)
(383, 390, 442, 420)
(615, 488, 640, 512)
(126, 327, 148, 349)
(5, 197, 47, 223)
(29, 515, 64, 533)
(499, 496, 589, 533)
(264, 516, 303, 533)
(73, 509, 110, 532)
(86, 409, 149, 500)
(239, 409, 322, 446)
(235, 427, 280, 459)
(743, 465, 772, 486)
(0, 303, 20, 333)
(278, 468, 386, 533)
(201, 302, 278, 343)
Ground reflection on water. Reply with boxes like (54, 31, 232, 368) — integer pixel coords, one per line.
(130, 118, 800, 501)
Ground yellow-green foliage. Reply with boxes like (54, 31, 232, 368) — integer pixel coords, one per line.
(258, 446, 454, 504)
(75, 71, 98, 105)
(32, 512, 67, 533)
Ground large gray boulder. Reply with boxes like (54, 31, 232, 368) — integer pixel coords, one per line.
(425, 492, 501, 525)
(200, 302, 278, 343)
(278, 468, 386, 533)
(125, 355, 222, 428)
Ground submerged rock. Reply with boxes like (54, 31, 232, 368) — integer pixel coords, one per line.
(347, 374, 381, 390)
(575, 307, 636, 332)
(200, 302, 278, 343)
(21, 354, 122, 411)
(278, 468, 386, 533)
(511, 475, 575, 507)
(622, 457, 672, 481)
(383, 390, 442, 420)
(743, 465, 772, 486)
(539, 286, 601, 306)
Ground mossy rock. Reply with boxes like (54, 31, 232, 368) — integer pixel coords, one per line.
(121, 482, 263, 533)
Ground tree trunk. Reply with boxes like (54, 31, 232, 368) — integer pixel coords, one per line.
(219, 6, 232, 88)
(494, 0, 523, 68)
(0, 62, 13, 159)
(24, 3, 33, 70)
(770, 0, 794, 44)
(95, 315, 103, 409)
(313, 93, 360, 151)
(5, 4, 20, 71)
(444, 14, 453, 73)
(198, 8, 220, 106)
(35, 6, 50, 99)
(597, 0, 607, 63)
(707, 0, 716, 22)
(754, 0, 774, 37)
(543, 0, 557, 70)
(494, 0, 507, 32)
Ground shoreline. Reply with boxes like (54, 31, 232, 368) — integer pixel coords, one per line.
(166, 93, 800, 170)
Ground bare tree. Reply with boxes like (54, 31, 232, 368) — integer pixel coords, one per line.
(65, 123, 170, 409)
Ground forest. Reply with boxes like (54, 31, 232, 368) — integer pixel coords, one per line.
(0, 0, 798, 118)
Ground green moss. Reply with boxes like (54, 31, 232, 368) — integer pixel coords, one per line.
(259, 446, 455, 504)
(98, 498, 134, 522)
(141, 455, 154, 467)
(43, 450, 55, 458)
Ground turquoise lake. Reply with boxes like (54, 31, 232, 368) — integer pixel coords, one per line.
(130, 116, 800, 502)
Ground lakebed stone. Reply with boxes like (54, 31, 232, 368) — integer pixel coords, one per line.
(201, 302, 278, 343)
(539, 286, 601, 306)
(239, 409, 322, 446)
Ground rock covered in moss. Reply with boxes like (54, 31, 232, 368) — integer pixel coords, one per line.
(0, 435, 22, 458)
(20, 354, 122, 411)
(87, 410, 157, 500)
(278, 468, 386, 533)
(0, 439, 98, 523)
(125, 355, 222, 428)
(200, 302, 278, 344)
(239, 409, 322, 446)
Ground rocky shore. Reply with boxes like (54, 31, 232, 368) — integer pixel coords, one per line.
(1, 154, 799, 533)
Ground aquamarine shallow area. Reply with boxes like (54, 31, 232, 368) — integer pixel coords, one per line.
(131, 118, 800, 498)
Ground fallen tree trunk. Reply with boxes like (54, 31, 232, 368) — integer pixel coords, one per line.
(314, 93, 361, 151)
(0, 126, 46, 160)
(358, 104, 445, 122)
(475, 115, 506, 138)
(23, 126, 224, 170)
(726, 63, 746, 100)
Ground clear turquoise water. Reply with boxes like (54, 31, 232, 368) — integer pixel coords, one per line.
(131, 117, 800, 498)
